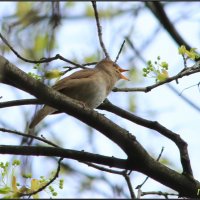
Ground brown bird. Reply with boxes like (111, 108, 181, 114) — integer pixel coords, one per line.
(29, 58, 129, 129)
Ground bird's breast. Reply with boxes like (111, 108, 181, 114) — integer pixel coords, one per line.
(83, 79, 107, 109)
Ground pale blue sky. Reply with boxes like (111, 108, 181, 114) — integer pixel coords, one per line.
(0, 2, 200, 198)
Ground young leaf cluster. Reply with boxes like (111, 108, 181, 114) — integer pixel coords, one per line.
(143, 56, 169, 82)
(0, 160, 64, 199)
(27, 63, 64, 82)
(178, 45, 200, 61)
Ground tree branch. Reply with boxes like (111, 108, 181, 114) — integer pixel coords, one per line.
(21, 157, 63, 197)
(99, 99, 193, 178)
(0, 55, 200, 197)
(0, 32, 86, 68)
(85, 162, 136, 199)
(0, 145, 129, 169)
(0, 96, 195, 178)
(91, 1, 110, 59)
(113, 61, 200, 92)
(146, 2, 192, 51)
(0, 128, 59, 147)
(125, 35, 200, 113)
(115, 40, 125, 63)
(141, 191, 178, 198)
(0, 99, 41, 108)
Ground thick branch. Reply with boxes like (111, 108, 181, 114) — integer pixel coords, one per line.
(0, 55, 200, 197)
(0, 145, 129, 169)
(99, 99, 193, 178)
(146, 2, 192, 51)
(0, 144, 199, 198)
(1, 97, 193, 178)
(0, 55, 145, 165)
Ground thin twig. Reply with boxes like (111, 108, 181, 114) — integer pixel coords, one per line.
(180, 83, 200, 95)
(0, 32, 85, 68)
(0, 32, 97, 68)
(136, 147, 164, 189)
(182, 55, 187, 68)
(113, 60, 200, 93)
(125, 35, 200, 113)
(91, 1, 110, 59)
(167, 83, 200, 112)
(21, 157, 63, 197)
(0, 99, 41, 108)
(0, 128, 59, 148)
(123, 171, 136, 199)
(82, 61, 97, 66)
(0, 128, 63, 197)
(85, 162, 124, 175)
(115, 40, 126, 63)
(141, 191, 178, 198)
(85, 162, 136, 199)
(99, 99, 194, 178)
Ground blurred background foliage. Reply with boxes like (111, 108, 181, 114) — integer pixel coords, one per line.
(0, 1, 200, 198)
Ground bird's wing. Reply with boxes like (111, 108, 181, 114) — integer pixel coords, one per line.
(52, 69, 97, 91)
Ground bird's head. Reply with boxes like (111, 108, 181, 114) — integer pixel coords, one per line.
(95, 58, 129, 81)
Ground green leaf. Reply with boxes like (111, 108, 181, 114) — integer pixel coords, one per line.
(85, 6, 94, 17)
(65, 2, 75, 8)
(83, 54, 97, 63)
(178, 45, 186, 55)
(16, 2, 32, 18)
(0, 186, 11, 194)
(34, 34, 48, 53)
(44, 69, 63, 79)
(129, 95, 136, 113)
(161, 61, 168, 69)
(185, 50, 196, 60)
(156, 69, 168, 82)
(22, 173, 32, 178)
(12, 160, 21, 166)
(30, 179, 42, 198)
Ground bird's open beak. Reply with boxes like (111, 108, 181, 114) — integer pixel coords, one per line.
(117, 67, 129, 81)
(119, 73, 129, 81)
(118, 68, 129, 73)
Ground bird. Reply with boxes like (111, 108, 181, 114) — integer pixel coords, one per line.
(29, 58, 129, 129)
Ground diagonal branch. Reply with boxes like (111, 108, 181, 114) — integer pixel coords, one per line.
(85, 162, 136, 199)
(1, 97, 194, 177)
(136, 147, 164, 190)
(125, 36, 200, 113)
(0, 32, 86, 68)
(0, 128, 58, 147)
(146, 2, 192, 51)
(1, 55, 200, 197)
(99, 99, 193, 178)
(21, 157, 63, 197)
(0, 97, 194, 178)
(115, 40, 125, 63)
(91, 1, 110, 59)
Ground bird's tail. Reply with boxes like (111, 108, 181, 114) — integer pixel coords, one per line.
(29, 105, 57, 129)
